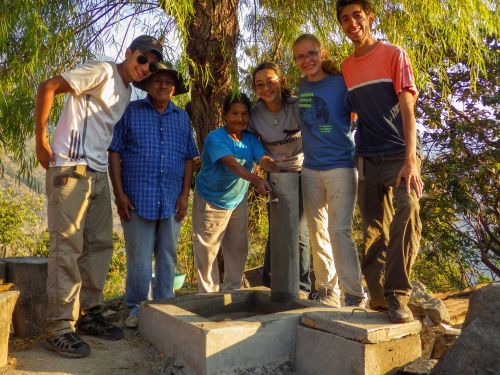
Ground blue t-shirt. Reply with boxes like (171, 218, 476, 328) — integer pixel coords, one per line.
(195, 127, 265, 209)
(298, 75, 355, 170)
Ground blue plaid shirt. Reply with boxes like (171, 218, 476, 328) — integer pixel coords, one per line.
(109, 97, 199, 220)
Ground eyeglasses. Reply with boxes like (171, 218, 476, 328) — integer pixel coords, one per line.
(136, 54, 159, 73)
(294, 50, 320, 62)
(255, 79, 280, 91)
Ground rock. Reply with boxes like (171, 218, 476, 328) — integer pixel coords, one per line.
(398, 358, 438, 374)
(437, 322, 461, 336)
(434, 283, 500, 374)
(409, 281, 450, 325)
(430, 323, 461, 359)
(431, 330, 458, 359)
(419, 322, 438, 359)
(462, 282, 500, 329)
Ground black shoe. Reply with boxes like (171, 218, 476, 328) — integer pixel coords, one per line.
(77, 309, 123, 340)
(386, 294, 414, 323)
(45, 332, 91, 358)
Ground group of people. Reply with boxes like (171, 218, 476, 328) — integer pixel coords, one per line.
(35, 0, 422, 360)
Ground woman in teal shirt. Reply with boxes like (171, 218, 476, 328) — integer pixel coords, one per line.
(193, 93, 280, 293)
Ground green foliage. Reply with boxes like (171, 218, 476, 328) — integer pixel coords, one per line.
(246, 186, 270, 270)
(0, 189, 46, 257)
(416, 37, 499, 284)
(177, 197, 196, 284)
(103, 231, 127, 301)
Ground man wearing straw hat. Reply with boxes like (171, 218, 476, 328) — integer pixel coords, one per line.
(109, 62, 198, 329)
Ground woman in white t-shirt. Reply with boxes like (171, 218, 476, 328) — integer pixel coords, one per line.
(249, 61, 311, 298)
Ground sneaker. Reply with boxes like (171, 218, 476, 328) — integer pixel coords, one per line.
(45, 332, 91, 358)
(345, 294, 367, 308)
(386, 294, 414, 323)
(312, 287, 340, 307)
(124, 315, 139, 329)
(298, 290, 310, 300)
(77, 309, 124, 340)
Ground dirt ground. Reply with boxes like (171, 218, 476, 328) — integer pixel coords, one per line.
(0, 302, 169, 375)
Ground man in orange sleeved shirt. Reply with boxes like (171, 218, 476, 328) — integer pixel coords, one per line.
(336, 0, 424, 323)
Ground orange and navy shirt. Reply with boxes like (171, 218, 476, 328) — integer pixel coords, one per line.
(341, 41, 421, 157)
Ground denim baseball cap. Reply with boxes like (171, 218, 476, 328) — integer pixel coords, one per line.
(129, 35, 163, 60)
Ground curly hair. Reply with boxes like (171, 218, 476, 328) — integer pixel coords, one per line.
(335, 0, 374, 22)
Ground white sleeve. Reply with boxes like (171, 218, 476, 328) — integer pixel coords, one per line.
(61, 61, 111, 96)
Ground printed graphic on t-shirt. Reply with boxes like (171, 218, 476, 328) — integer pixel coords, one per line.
(298, 92, 330, 133)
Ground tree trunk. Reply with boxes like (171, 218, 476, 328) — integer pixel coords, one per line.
(186, 0, 239, 151)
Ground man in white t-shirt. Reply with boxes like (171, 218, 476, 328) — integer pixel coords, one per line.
(35, 35, 163, 358)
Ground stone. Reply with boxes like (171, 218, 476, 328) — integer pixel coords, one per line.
(399, 358, 437, 374)
(462, 282, 500, 329)
(434, 283, 500, 374)
(0, 291, 20, 367)
(295, 325, 421, 375)
(431, 330, 458, 359)
(409, 281, 450, 325)
(5, 257, 48, 338)
(419, 321, 438, 359)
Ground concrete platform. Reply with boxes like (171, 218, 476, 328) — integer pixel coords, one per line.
(140, 289, 422, 375)
(139, 288, 317, 375)
(296, 309, 422, 375)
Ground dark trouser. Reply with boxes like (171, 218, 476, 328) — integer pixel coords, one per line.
(357, 154, 421, 308)
(263, 175, 311, 293)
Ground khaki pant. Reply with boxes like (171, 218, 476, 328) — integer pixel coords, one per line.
(357, 154, 422, 308)
(45, 166, 113, 337)
(192, 191, 248, 293)
(301, 167, 364, 298)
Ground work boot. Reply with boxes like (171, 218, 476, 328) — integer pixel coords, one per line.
(345, 294, 367, 308)
(312, 287, 340, 307)
(45, 332, 91, 358)
(298, 290, 310, 300)
(77, 308, 123, 340)
(385, 294, 414, 323)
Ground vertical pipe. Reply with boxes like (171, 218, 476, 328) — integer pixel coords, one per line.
(269, 173, 299, 302)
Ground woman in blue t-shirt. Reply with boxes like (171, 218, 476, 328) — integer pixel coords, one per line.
(192, 93, 280, 293)
(293, 33, 365, 307)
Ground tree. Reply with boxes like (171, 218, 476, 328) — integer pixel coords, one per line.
(416, 37, 499, 284)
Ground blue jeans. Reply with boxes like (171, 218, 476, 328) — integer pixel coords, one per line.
(122, 211, 180, 317)
(263, 174, 311, 293)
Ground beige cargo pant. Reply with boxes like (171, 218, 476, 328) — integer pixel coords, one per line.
(192, 191, 248, 293)
(45, 166, 113, 337)
(301, 167, 364, 298)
